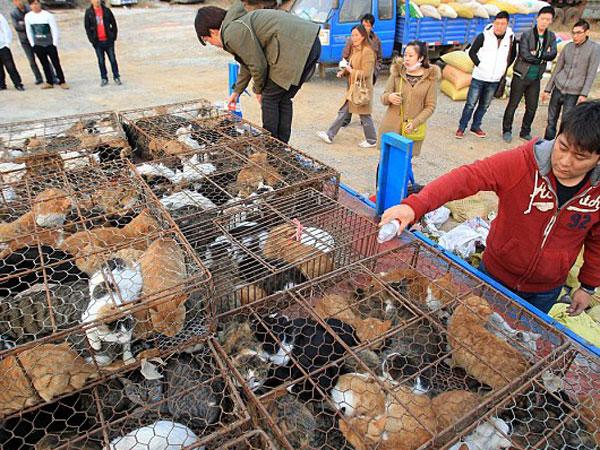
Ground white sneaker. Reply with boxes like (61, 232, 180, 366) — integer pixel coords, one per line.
(317, 131, 333, 144)
(358, 140, 376, 148)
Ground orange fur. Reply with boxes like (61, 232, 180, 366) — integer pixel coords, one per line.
(262, 223, 334, 279)
(334, 373, 386, 417)
(448, 296, 530, 389)
(579, 396, 600, 446)
(148, 137, 190, 157)
(432, 390, 480, 432)
(78, 184, 138, 216)
(136, 238, 188, 337)
(235, 152, 281, 197)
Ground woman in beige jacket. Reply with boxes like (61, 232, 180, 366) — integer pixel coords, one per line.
(379, 41, 440, 156)
(317, 25, 378, 148)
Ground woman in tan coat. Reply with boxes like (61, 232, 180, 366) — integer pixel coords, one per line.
(317, 25, 378, 148)
(379, 41, 440, 156)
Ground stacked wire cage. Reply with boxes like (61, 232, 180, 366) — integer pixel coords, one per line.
(0, 111, 132, 183)
(211, 235, 591, 450)
(0, 159, 226, 448)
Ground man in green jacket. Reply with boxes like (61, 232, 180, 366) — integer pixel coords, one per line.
(195, 3, 321, 143)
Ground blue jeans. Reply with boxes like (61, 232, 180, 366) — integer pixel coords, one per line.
(94, 41, 120, 81)
(458, 78, 499, 132)
(479, 262, 562, 314)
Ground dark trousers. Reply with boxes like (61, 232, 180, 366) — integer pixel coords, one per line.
(0, 47, 22, 89)
(458, 78, 499, 131)
(544, 88, 578, 141)
(19, 39, 43, 83)
(342, 73, 378, 127)
(502, 76, 541, 136)
(94, 41, 120, 81)
(33, 44, 65, 85)
(261, 37, 321, 143)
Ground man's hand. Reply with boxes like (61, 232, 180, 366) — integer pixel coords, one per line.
(226, 92, 239, 107)
(541, 91, 550, 103)
(567, 288, 592, 316)
(577, 95, 587, 104)
(379, 204, 416, 235)
(256, 94, 262, 104)
(388, 93, 402, 105)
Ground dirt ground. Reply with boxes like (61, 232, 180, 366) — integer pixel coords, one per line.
(2, 0, 599, 194)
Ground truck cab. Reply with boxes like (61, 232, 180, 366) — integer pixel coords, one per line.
(291, 0, 398, 66)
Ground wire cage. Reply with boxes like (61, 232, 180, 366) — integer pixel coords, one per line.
(0, 343, 253, 449)
(0, 159, 215, 420)
(118, 99, 268, 161)
(0, 111, 131, 182)
(443, 346, 600, 450)
(178, 188, 379, 317)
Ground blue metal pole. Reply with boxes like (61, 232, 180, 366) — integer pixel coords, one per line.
(376, 132, 413, 216)
(228, 61, 243, 118)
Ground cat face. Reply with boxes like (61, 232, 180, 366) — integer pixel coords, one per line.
(231, 349, 270, 391)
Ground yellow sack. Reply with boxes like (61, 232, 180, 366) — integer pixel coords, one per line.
(549, 303, 600, 347)
(448, 2, 475, 17)
(415, 0, 442, 5)
(421, 4, 443, 18)
(443, 64, 472, 90)
(438, 3, 459, 17)
(446, 192, 495, 221)
(440, 78, 469, 101)
(466, 1, 490, 17)
(440, 50, 474, 73)
(486, 0, 519, 14)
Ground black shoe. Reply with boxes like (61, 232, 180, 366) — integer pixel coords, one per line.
(35, 80, 43, 85)
(53, 78, 60, 84)
(519, 132, 533, 141)
(0, 86, 6, 91)
(101, 79, 108, 87)
(114, 78, 122, 86)
(15, 85, 25, 91)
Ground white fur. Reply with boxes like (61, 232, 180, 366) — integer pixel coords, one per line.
(1, 187, 16, 202)
(60, 151, 101, 170)
(160, 190, 216, 211)
(449, 417, 512, 450)
(108, 420, 199, 450)
(136, 162, 178, 181)
(260, 340, 293, 366)
(176, 125, 204, 151)
(0, 162, 26, 184)
(35, 213, 68, 228)
(331, 385, 357, 417)
(299, 227, 335, 253)
(486, 312, 540, 360)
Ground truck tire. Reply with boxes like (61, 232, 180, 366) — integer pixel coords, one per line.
(553, 7, 565, 25)
(565, 6, 582, 25)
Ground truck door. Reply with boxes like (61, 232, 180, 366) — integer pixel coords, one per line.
(374, 0, 396, 59)
(330, 0, 373, 62)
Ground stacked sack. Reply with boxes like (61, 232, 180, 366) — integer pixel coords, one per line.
(439, 51, 473, 101)
(403, 0, 550, 20)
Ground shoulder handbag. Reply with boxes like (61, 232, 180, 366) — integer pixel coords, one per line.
(350, 73, 370, 106)
(399, 77, 426, 141)
(494, 35, 514, 99)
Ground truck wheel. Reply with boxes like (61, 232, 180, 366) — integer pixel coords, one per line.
(564, 6, 581, 25)
(553, 7, 565, 25)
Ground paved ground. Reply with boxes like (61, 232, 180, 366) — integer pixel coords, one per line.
(2, 0, 599, 194)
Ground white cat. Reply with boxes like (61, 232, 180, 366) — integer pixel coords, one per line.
(449, 417, 512, 450)
(82, 258, 142, 366)
(159, 190, 216, 211)
(107, 420, 199, 450)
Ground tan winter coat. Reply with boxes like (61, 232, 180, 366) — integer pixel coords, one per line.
(343, 44, 376, 115)
(379, 59, 440, 156)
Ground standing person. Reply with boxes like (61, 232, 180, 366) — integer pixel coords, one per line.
(378, 41, 439, 157)
(0, 13, 25, 91)
(542, 20, 600, 141)
(456, 11, 516, 139)
(317, 25, 377, 148)
(194, 4, 320, 144)
(341, 13, 383, 128)
(11, 0, 44, 84)
(25, 0, 68, 89)
(380, 101, 600, 315)
(84, 0, 121, 86)
(502, 6, 556, 142)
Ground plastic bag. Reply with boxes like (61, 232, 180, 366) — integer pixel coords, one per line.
(424, 206, 451, 227)
(438, 217, 490, 259)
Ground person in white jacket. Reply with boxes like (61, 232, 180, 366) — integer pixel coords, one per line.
(0, 13, 24, 91)
(25, 0, 68, 89)
(455, 11, 516, 139)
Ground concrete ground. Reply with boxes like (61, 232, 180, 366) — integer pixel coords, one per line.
(2, 0, 599, 194)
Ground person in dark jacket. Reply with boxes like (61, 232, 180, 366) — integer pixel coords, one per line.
(194, 2, 320, 143)
(11, 0, 45, 84)
(502, 6, 557, 143)
(381, 101, 600, 315)
(84, 0, 120, 86)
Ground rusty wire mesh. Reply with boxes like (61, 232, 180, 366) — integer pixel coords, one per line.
(0, 111, 131, 183)
(179, 188, 379, 317)
(118, 99, 267, 161)
(0, 343, 252, 449)
(0, 159, 214, 421)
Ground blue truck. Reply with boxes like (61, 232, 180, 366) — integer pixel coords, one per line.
(290, 0, 537, 75)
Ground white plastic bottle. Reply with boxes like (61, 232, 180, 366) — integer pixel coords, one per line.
(377, 219, 401, 244)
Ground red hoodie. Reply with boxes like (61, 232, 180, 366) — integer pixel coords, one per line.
(403, 140, 600, 292)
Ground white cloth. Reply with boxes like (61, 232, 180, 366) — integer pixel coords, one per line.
(25, 9, 59, 47)
(472, 24, 514, 83)
(0, 14, 13, 49)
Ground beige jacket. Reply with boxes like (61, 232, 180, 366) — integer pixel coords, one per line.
(343, 44, 376, 115)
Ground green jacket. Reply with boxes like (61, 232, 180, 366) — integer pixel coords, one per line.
(221, 7, 319, 94)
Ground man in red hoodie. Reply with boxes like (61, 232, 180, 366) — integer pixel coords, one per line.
(381, 101, 600, 315)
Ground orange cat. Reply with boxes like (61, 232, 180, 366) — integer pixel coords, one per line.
(331, 373, 386, 418)
(263, 223, 335, 279)
(0, 342, 97, 416)
(0, 188, 72, 258)
(432, 390, 481, 433)
(236, 152, 281, 197)
(78, 183, 138, 216)
(448, 296, 530, 389)
(135, 238, 189, 337)
(148, 137, 191, 157)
